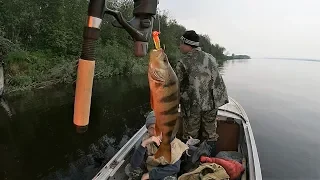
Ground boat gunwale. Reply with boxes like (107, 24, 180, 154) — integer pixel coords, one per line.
(226, 97, 262, 180)
(92, 125, 147, 180)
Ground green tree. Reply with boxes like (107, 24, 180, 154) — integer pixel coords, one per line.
(0, 0, 243, 93)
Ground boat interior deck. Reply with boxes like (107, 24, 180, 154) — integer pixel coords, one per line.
(102, 115, 248, 180)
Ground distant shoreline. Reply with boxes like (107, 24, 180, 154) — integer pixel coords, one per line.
(264, 57, 320, 62)
(226, 54, 251, 60)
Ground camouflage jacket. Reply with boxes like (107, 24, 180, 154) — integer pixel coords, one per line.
(176, 47, 229, 112)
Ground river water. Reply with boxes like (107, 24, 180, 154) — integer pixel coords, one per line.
(1, 58, 320, 180)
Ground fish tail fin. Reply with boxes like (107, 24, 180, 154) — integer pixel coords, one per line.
(154, 143, 171, 163)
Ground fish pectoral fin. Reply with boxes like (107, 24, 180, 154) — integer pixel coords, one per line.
(154, 143, 171, 163)
(151, 69, 165, 83)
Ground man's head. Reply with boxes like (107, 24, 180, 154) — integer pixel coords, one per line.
(179, 30, 200, 54)
(146, 111, 156, 136)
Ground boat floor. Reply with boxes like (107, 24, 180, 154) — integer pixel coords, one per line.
(106, 147, 247, 180)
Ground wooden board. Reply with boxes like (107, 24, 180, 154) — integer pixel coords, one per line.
(216, 120, 240, 153)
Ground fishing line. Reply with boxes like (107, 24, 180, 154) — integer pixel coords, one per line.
(152, 8, 162, 50)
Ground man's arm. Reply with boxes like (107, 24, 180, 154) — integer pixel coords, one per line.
(209, 55, 229, 107)
(175, 59, 187, 93)
(176, 60, 185, 83)
(148, 160, 181, 179)
(130, 135, 162, 169)
(209, 55, 219, 82)
(130, 144, 147, 168)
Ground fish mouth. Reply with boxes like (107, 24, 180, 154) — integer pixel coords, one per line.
(149, 68, 165, 83)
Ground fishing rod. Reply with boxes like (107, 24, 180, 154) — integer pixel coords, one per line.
(73, 0, 159, 133)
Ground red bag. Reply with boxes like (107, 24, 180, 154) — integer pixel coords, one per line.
(200, 156, 245, 180)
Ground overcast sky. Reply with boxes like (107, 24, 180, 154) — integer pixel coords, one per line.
(157, 0, 320, 59)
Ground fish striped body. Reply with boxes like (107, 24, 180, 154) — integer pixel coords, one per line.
(148, 49, 180, 163)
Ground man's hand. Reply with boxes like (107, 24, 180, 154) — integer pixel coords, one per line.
(141, 133, 162, 147)
(141, 173, 149, 180)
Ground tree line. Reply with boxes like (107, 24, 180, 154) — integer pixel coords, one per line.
(0, 0, 249, 92)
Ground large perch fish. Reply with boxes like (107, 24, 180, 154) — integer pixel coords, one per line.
(148, 48, 180, 163)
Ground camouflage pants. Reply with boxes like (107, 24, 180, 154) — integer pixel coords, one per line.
(182, 108, 219, 142)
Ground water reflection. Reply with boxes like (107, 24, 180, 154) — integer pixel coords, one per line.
(0, 97, 19, 180)
(1, 75, 151, 180)
(0, 97, 14, 118)
(4, 58, 319, 180)
(43, 131, 133, 180)
(0, 61, 229, 180)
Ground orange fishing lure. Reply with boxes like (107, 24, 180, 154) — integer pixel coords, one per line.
(152, 31, 161, 50)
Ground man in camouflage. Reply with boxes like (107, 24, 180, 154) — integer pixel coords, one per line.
(176, 30, 229, 156)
